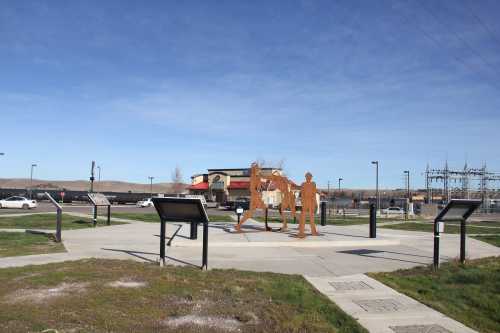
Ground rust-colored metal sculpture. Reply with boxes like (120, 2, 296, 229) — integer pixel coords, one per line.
(262, 171, 296, 231)
(235, 163, 320, 238)
(235, 163, 267, 231)
(298, 172, 319, 238)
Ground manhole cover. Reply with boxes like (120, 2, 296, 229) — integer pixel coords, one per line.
(329, 281, 373, 291)
(390, 324, 452, 333)
(354, 298, 406, 313)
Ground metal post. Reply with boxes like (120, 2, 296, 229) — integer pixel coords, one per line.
(90, 161, 95, 193)
(93, 205, 97, 227)
(433, 218, 440, 270)
(190, 221, 198, 239)
(369, 203, 376, 238)
(160, 219, 166, 265)
(320, 201, 326, 226)
(264, 207, 270, 231)
(30, 163, 37, 199)
(202, 221, 208, 270)
(371, 161, 379, 212)
(55, 208, 62, 242)
(404, 171, 409, 221)
(107, 205, 111, 226)
(460, 218, 466, 264)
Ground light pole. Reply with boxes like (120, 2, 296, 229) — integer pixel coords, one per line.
(404, 170, 409, 220)
(30, 163, 37, 199)
(148, 176, 154, 199)
(338, 177, 343, 192)
(371, 161, 379, 212)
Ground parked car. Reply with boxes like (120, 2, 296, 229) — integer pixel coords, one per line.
(383, 206, 404, 215)
(0, 196, 37, 209)
(228, 197, 250, 211)
(136, 198, 154, 208)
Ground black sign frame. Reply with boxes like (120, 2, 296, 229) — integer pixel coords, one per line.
(433, 199, 482, 269)
(152, 197, 210, 270)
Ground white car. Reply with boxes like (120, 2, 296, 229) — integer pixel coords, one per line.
(137, 198, 154, 208)
(0, 196, 38, 209)
(383, 207, 404, 215)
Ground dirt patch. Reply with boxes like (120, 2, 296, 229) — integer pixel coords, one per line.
(162, 315, 242, 332)
(107, 280, 147, 288)
(4, 282, 88, 304)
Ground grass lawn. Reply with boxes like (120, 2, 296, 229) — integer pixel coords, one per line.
(0, 232, 66, 257)
(0, 214, 126, 230)
(369, 257, 500, 333)
(472, 235, 500, 247)
(380, 222, 500, 234)
(0, 259, 367, 333)
(111, 212, 234, 223)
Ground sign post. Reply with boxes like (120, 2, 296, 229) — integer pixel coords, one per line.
(432, 199, 481, 270)
(152, 197, 210, 270)
(44, 192, 62, 242)
(87, 193, 111, 226)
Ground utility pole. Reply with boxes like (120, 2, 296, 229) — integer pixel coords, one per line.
(30, 163, 37, 199)
(148, 176, 154, 198)
(371, 161, 379, 212)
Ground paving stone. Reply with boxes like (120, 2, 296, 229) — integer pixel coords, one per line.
(390, 324, 452, 333)
(354, 298, 407, 313)
(329, 280, 373, 291)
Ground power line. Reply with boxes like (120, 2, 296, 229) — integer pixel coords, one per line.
(415, 0, 500, 78)
(393, 1, 500, 92)
(463, 0, 500, 48)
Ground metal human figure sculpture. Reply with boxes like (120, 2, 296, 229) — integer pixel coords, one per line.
(298, 172, 319, 238)
(262, 171, 296, 231)
(235, 163, 267, 231)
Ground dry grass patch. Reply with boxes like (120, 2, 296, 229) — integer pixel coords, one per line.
(0, 259, 367, 333)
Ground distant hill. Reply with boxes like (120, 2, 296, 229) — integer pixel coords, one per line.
(0, 178, 187, 193)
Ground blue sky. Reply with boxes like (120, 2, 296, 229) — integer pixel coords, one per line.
(1, 0, 500, 189)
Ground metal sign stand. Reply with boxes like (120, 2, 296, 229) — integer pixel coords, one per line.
(44, 192, 62, 242)
(87, 193, 111, 227)
(153, 197, 210, 270)
(432, 199, 481, 270)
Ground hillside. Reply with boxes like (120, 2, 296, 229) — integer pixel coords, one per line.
(0, 178, 187, 193)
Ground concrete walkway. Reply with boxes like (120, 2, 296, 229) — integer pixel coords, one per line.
(1, 215, 499, 332)
(306, 274, 478, 333)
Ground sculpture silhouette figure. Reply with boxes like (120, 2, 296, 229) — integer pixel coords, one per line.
(262, 171, 296, 231)
(298, 172, 319, 238)
(235, 163, 266, 231)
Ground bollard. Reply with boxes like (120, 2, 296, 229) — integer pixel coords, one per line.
(369, 203, 376, 238)
(107, 205, 111, 226)
(320, 201, 326, 226)
(190, 221, 198, 240)
(460, 219, 466, 264)
(264, 208, 271, 231)
(93, 206, 98, 227)
(433, 220, 440, 270)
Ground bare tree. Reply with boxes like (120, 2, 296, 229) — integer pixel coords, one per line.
(171, 166, 184, 194)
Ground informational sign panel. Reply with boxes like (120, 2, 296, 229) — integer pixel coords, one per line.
(87, 193, 111, 206)
(152, 197, 210, 269)
(153, 197, 209, 223)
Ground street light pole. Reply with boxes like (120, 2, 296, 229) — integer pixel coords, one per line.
(404, 170, 409, 220)
(148, 176, 154, 198)
(30, 163, 37, 199)
(338, 177, 343, 192)
(371, 161, 379, 212)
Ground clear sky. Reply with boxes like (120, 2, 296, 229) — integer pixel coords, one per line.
(1, 0, 500, 189)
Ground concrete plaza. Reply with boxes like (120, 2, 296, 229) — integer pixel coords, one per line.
(1, 213, 499, 332)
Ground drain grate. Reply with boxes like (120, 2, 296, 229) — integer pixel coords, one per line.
(390, 324, 452, 333)
(329, 281, 373, 291)
(354, 298, 407, 313)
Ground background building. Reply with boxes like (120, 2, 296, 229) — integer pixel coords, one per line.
(188, 167, 283, 205)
